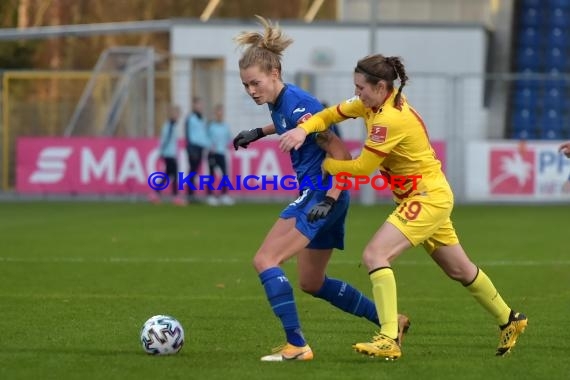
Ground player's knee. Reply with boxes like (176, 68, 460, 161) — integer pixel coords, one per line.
(252, 250, 285, 273)
(362, 245, 387, 270)
(440, 260, 478, 284)
(298, 277, 323, 295)
(252, 253, 272, 273)
(443, 267, 472, 283)
(362, 248, 375, 269)
(362, 245, 393, 269)
(444, 269, 463, 282)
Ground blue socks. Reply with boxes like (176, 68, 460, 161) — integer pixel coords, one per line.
(259, 269, 379, 347)
(259, 267, 306, 347)
(314, 276, 380, 326)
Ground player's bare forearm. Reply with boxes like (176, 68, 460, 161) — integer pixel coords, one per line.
(262, 124, 276, 136)
(316, 130, 351, 200)
(316, 130, 351, 159)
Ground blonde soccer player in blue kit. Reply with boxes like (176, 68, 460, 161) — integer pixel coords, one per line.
(232, 17, 410, 361)
(281, 54, 528, 360)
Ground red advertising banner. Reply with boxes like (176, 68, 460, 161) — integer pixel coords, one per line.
(466, 141, 570, 201)
(16, 137, 446, 199)
(17, 137, 160, 195)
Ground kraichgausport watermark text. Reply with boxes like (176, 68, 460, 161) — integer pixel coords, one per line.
(148, 172, 422, 192)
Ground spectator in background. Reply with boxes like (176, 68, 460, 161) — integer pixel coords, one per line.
(149, 104, 185, 206)
(206, 104, 235, 206)
(184, 97, 210, 202)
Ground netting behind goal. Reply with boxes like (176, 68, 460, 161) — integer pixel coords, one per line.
(64, 47, 157, 137)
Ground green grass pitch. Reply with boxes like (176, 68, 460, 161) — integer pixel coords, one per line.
(0, 201, 568, 380)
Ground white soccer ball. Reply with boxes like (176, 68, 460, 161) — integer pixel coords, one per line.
(140, 315, 185, 355)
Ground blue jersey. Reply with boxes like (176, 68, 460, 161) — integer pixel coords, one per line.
(208, 121, 231, 155)
(268, 84, 349, 250)
(185, 112, 210, 149)
(268, 84, 325, 191)
(159, 119, 177, 158)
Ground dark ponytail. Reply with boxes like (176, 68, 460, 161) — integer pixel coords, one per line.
(355, 54, 409, 108)
(385, 57, 408, 108)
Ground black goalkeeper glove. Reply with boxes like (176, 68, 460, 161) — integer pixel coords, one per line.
(233, 128, 265, 150)
(307, 196, 336, 223)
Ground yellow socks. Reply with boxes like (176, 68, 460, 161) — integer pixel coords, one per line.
(370, 267, 511, 338)
(466, 268, 511, 325)
(370, 267, 399, 340)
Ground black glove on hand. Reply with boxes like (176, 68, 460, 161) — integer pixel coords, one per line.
(233, 128, 265, 150)
(307, 196, 336, 223)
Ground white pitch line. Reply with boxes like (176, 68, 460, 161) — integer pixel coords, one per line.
(0, 293, 263, 301)
(0, 293, 564, 302)
(0, 257, 569, 266)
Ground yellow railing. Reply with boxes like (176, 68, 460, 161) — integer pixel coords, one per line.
(2, 71, 94, 190)
(2, 72, 9, 191)
(1, 70, 171, 190)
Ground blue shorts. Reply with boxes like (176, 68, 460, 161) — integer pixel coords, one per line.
(280, 189, 349, 250)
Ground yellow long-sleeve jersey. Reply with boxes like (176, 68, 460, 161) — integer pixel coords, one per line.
(299, 91, 448, 200)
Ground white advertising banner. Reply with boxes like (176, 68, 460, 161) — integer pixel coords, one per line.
(466, 141, 570, 201)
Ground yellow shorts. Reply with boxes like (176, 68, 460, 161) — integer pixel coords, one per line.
(387, 187, 459, 254)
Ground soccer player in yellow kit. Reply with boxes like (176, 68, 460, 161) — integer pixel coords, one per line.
(280, 54, 528, 360)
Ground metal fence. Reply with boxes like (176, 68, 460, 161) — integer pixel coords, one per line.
(2, 69, 570, 200)
(0, 70, 172, 191)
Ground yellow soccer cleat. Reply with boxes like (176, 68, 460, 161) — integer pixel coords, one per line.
(353, 333, 402, 360)
(496, 311, 528, 356)
(260, 343, 314, 362)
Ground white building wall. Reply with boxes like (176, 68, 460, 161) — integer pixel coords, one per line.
(170, 20, 488, 142)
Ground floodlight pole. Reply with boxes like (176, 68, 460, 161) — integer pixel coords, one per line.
(360, 0, 378, 206)
(146, 48, 155, 137)
(304, 0, 325, 23)
(369, 0, 377, 55)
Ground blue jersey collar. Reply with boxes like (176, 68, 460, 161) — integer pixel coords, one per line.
(270, 84, 288, 109)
